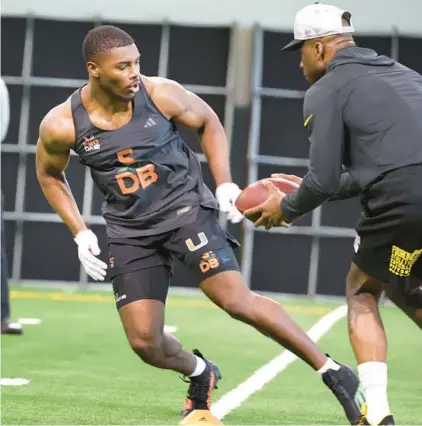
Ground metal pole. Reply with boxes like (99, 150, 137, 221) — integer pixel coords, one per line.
(218, 23, 238, 229)
(391, 26, 400, 62)
(2, 75, 229, 96)
(11, 15, 35, 284)
(241, 24, 264, 288)
(158, 22, 170, 78)
(307, 206, 322, 297)
(78, 21, 99, 287)
(79, 166, 94, 286)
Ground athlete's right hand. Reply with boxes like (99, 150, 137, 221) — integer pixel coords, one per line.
(74, 230, 108, 281)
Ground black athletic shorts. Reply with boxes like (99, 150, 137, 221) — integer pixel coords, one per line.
(353, 164, 422, 284)
(108, 207, 240, 308)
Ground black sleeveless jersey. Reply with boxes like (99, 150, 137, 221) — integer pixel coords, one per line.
(71, 81, 218, 239)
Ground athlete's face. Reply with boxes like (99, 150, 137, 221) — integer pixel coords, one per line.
(89, 44, 141, 101)
(300, 41, 327, 84)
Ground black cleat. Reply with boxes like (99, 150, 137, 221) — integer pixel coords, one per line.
(322, 359, 366, 425)
(359, 406, 395, 426)
(1, 319, 23, 335)
(181, 349, 222, 417)
(378, 415, 395, 425)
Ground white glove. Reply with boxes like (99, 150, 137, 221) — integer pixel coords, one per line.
(215, 182, 244, 224)
(74, 230, 108, 281)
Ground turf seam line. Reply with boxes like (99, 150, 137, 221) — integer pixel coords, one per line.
(10, 290, 330, 314)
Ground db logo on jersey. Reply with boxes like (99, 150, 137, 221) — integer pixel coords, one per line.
(83, 135, 100, 151)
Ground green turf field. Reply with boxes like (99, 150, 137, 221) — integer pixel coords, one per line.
(2, 287, 421, 425)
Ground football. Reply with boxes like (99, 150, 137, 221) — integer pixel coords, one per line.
(235, 177, 299, 219)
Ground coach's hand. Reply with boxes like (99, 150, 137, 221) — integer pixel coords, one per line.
(244, 180, 290, 230)
(74, 230, 108, 281)
(216, 182, 244, 224)
(271, 173, 303, 185)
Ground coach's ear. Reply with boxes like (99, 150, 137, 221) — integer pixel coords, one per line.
(87, 61, 100, 78)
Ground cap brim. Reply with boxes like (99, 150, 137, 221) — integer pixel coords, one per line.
(281, 39, 304, 51)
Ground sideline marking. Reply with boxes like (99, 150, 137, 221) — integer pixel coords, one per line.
(18, 318, 42, 325)
(164, 325, 178, 333)
(0, 378, 30, 386)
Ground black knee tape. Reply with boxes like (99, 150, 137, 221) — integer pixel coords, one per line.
(112, 266, 171, 309)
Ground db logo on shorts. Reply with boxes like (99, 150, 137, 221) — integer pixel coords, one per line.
(199, 251, 220, 273)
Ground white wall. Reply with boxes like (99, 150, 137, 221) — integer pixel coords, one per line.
(2, 0, 421, 36)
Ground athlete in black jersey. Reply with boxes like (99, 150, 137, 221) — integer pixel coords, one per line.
(36, 25, 364, 423)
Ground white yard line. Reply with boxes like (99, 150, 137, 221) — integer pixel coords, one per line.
(0, 378, 30, 386)
(211, 304, 348, 420)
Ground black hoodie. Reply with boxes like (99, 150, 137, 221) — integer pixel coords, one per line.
(282, 46, 422, 220)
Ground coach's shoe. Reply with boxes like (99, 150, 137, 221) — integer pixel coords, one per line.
(322, 359, 366, 425)
(181, 349, 222, 417)
(1, 318, 23, 335)
(359, 405, 395, 425)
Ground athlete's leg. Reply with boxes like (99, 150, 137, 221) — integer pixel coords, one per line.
(346, 263, 386, 364)
(200, 270, 327, 369)
(108, 238, 205, 377)
(109, 237, 218, 417)
(349, 212, 407, 425)
(383, 274, 422, 329)
(350, 185, 422, 425)
(168, 207, 364, 424)
(114, 268, 197, 374)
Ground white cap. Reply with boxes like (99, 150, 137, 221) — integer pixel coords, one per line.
(282, 3, 354, 51)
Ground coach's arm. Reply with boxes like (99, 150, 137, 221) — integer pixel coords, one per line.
(281, 85, 346, 221)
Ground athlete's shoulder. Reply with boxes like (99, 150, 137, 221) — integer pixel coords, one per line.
(39, 99, 75, 150)
(141, 75, 190, 119)
(142, 75, 186, 96)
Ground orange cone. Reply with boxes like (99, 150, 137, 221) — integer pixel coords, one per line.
(179, 410, 224, 425)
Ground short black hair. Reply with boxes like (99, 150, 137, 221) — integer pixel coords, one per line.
(82, 25, 134, 62)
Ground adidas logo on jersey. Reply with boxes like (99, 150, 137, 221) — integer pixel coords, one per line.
(83, 135, 100, 151)
(144, 117, 157, 128)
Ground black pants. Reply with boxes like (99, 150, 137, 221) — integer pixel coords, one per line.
(353, 164, 422, 283)
(1, 197, 10, 320)
(108, 207, 241, 309)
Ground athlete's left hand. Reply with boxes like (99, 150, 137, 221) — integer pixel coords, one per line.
(215, 182, 244, 224)
(244, 180, 290, 230)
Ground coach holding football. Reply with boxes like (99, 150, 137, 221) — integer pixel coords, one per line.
(245, 4, 422, 426)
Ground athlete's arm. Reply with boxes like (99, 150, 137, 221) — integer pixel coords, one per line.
(36, 104, 107, 281)
(151, 79, 232, 187)
(36, 105, 87, 236)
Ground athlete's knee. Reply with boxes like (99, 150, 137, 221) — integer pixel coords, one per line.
(346, 263, 385, 333)
(201, 271, 255, 321)
(346, 262, 384, 303)
(220, 290, 257, 322)
(127, 329, 163, 365)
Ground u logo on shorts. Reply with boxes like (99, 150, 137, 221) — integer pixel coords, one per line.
(185, 232, 209, 252)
